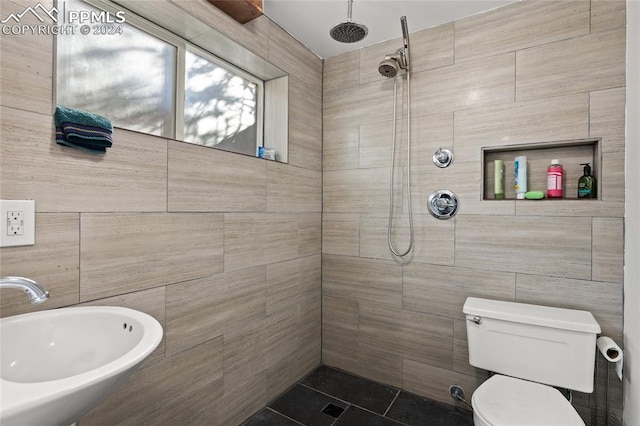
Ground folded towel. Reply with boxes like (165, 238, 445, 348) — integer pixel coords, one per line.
(55, 106, 113, 153)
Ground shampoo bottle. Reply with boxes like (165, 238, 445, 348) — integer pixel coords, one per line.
(578, 163, 597, 198)
(514, 156, 527, 199)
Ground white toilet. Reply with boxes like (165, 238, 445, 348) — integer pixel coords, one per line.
(463, 297, 601, 426)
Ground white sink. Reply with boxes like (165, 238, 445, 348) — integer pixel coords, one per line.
(0, 306, 163, 426)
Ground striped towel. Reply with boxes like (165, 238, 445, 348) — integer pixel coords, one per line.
(55, 106, 113, 153)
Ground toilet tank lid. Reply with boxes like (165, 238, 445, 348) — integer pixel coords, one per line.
(463, 297, 601, 334)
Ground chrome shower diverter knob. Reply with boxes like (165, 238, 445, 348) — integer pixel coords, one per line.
(433, 148, 454, 168)
(427, 190, 459, 219)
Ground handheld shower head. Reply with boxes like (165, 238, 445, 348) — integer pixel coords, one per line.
(378, 50, 407, 78)
(330, 0, 368, 43)
(378, 58, 398, 78)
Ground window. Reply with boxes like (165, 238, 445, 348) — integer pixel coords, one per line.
(56, 0, 264, 156)
(184, 49, 260, 156)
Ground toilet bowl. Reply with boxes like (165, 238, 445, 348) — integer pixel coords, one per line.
(471, 375, 584, 426)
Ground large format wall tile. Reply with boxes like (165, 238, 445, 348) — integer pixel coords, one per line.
(403, 264, 515, 320)
(266, 255, 321, 315)
(516, 29, 625, 101)
(455, 216, 592, 280)
(591, 0, 627, 33)
(265, 307, 299, 372)
(80, 213, 224, 301)
(165, 266, 266, 355)
(267, 161, 321, 212)
(600, 150, 626, 202)
(323, 168, 392, 213)
(322, 296, 358, 368)
(591, 87, 626, 154)
(322, 254, 402, 308)
(359, 119, 400, 170)
(82, 336, 224, 425)
(359, 214, 455, 265)
(297, 213, 322, 257)
(411, 53, 515, 114)
(216, 372, 267, 425)
(359, 303, 454, 369)
(322, 213, 360, 256)
(0, 0, 53, 115)
(323, 125, 359, 171)
(289, 77, 322, 131)
(223, 318, 265, 394)
(402, 358, 484, 407)
(455, 1, 589, 60)
(289, 117, 322, 171)
(358, 111, 453, 171)
(266, 302, 318, 401)
(324, 79, 394, 129)
(324, 50, 359, 96)
(0, 109, 168, 212)
(515, 274, 623, 342)
(168, 141, 267, 212)
(0, 213, 79, 316)
(454, 94, 590, 161)
(223, 213, 300, 271)
(409, 23, 455, 73)
(268, 22, 322, 94)
(592, 218, 624, 283)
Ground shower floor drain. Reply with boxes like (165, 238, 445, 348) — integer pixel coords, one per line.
(321, 403, 345, 418)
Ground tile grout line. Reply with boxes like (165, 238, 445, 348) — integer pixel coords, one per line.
(264, 407, 306, 426)
(382, 389, 402, 417)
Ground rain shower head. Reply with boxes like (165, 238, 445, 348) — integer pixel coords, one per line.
(330, 0, 368, 43)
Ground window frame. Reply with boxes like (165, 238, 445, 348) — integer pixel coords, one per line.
(56, 0, 265, 155)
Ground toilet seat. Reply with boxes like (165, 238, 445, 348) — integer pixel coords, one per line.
(472, 375, 585, 426)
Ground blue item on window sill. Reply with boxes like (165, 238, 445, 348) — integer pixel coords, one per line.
(54, 106, 113, 153)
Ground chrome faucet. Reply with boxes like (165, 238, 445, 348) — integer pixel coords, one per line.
(0, 276, 49, 304)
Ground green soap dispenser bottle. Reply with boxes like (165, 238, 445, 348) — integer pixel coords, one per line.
(578, 163, 596, 198)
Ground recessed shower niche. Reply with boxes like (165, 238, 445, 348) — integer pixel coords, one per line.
(482, 139, 601, 200)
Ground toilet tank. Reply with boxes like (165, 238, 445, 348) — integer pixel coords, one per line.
(463, 297, 601, 393)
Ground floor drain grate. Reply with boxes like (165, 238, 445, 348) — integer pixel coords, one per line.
(321, 403, 345, 418)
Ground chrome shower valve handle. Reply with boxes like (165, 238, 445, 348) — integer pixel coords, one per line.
(427, 190, 459, 219)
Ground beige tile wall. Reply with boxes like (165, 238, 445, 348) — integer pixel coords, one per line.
(0, 1, 322, 424)
(322, 0, 626, 424)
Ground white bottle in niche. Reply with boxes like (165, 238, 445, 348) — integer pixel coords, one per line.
(514, 156, 527, 199)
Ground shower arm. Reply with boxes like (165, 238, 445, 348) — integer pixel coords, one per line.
(346, 0, 353, 22)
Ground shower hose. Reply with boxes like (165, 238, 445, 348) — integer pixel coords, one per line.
(387, 70, 414, 257)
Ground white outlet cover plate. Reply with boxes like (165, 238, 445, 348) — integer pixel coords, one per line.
(0, 200, 35, 247)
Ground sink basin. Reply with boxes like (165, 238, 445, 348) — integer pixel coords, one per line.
(0, 306, 163, 426)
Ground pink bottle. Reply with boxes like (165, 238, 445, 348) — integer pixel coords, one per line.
(547, 159, 564, 198)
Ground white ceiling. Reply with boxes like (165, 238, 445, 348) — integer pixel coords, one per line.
(262, 0, 518, 59)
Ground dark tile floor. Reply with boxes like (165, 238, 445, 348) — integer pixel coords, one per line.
(244, 365, 474, 426)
